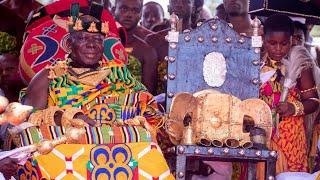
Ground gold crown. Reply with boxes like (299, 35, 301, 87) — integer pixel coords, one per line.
(67, 17, 109, 35)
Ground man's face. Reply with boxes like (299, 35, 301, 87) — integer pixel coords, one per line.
(223, 0, 248, 16)
(0, 54, 21, 87)
(142, 3, 164, 30)
(70, 31, 104, 68)
(168, 0, 193, 20)
(114, 0, 142, 30)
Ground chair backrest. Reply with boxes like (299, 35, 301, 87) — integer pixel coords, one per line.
(166, 18, 261, 110)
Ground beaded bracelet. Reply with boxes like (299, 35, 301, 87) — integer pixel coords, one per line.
(291, 100, 305, 116)
(300, 86, 317, 94)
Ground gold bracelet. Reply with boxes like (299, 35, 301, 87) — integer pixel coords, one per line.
(28, 110, 44, 126)
(291, 100, 305, 116)
(300, 86, 317, 94)
(43, 106, 64, 125)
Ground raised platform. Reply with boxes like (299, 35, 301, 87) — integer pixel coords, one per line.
(166, 145, 277, 180)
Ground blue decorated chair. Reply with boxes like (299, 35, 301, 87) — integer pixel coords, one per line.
(165, 16, 276, 180)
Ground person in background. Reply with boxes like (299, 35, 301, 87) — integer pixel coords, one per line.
(141, 1, 164, 30)
(216, 3, 227, 21)
(150, 19, 170, 32)
(113, 0, 152, 40)
(191, 0, 212, 28)
(0, 54, 24, 102)
(145, 0, 196, 95)
(113, 0, 158, 94)
(90, 0, 112, 11)
(0, 0, 38, 49)
(260, 14, 318, 174)
(223, 0, 253, 35)
(0, 32, 24, 102)
(292, 21, 307, 46)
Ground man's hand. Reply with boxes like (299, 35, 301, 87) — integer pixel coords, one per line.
(0, 157, 18, 179)
(276, 102, 296, 117)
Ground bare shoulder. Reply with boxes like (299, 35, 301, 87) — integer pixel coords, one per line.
(23, 68, 50, 109)
(132, 35, 154, 50)
(29, 68, 50, 86)
(145, 28, 169, 45)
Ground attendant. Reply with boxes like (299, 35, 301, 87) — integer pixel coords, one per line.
(216, 3, 226, 21)
(191, 0, 212, 28)
(113, 0, 158, 94)
(0, 32, 24, 102)
(141, 1, 164, 30)
(292, 21, 307, 46)
(113, 0, 152, 40)
(145, 0, 196, 95)
(260, 14, 318, 174)
(223, 0, 253, 35)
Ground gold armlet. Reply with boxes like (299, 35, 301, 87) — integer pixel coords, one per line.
(28, 110, 44, 126)
(43, 106, 64, 125)
(291, 100, 305, 116)
(61, 108, 84, 127)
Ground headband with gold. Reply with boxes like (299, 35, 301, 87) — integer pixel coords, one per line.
(67, 2, 109, 36)
(67, 17, 109, 35)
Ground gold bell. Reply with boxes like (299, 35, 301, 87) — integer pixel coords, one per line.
(181, 124, 193, 145)
(181, 113, 194, 145)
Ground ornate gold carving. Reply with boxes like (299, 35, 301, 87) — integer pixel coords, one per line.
(101, 21, 110, 35)
(73, 19, 83, 31)
(88, 22, 98, 33)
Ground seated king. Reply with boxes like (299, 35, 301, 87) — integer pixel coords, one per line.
(18, 3, 173, 179)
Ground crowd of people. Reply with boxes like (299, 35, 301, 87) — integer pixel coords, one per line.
(0, 0, 320, 179)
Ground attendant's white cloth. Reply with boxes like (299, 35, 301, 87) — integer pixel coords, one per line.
(0, 172, 4, 180)
(276, 171, 320, 180)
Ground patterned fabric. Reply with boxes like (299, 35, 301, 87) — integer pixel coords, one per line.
(156, 60, 167, 95)
(18, 159, 42, 180)
(127, 54, 142, 83)
(19, 0, 124, 83)
(47, 61, 162, 127)
(259, 56, 308, 173)
(17, 143, 174, 180)
(19, 125, 152, 146)
(20, 19, 68, 83)
(103, 37, 128, 64)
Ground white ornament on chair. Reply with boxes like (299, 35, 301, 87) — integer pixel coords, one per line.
(203, 52, 227, 87)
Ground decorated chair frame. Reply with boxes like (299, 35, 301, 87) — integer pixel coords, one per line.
(165, 17, 277, 180)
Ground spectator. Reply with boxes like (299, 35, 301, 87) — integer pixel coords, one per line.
(223, 0, 253, 35)
(292, 21, 307, 46)
(141, 1, 164, 30)
(113, 0, 158, 94)
(112, 0, 152, 40)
